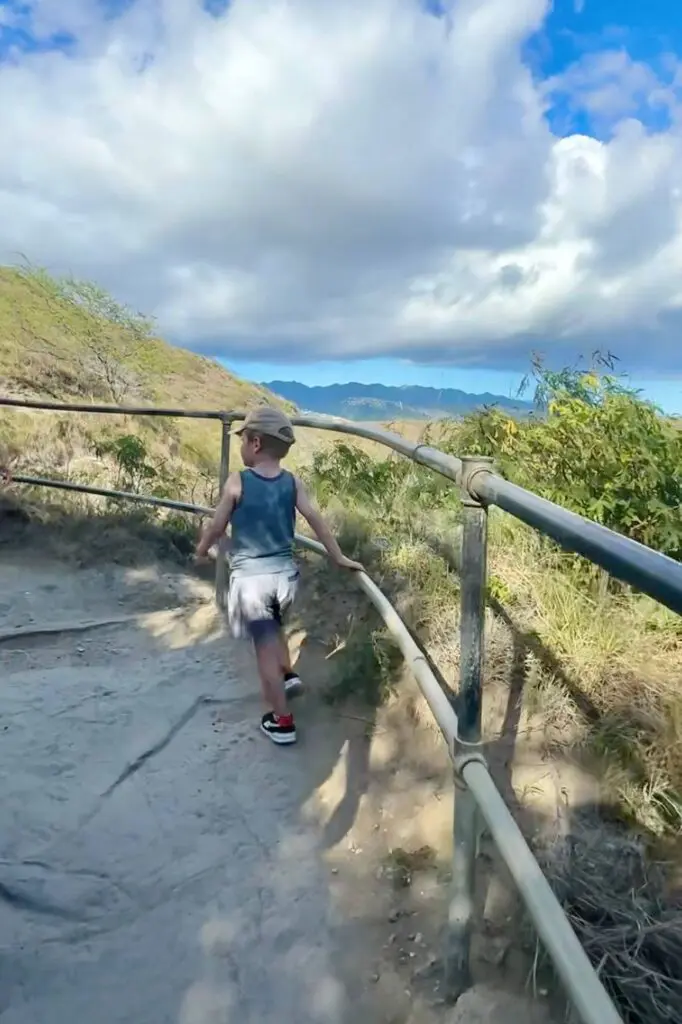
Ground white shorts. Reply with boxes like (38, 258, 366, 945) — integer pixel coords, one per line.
(226, 568, 300, 644)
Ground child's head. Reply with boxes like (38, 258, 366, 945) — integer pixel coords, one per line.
(235, 407, 295, 468)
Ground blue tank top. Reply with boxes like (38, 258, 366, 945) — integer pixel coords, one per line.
(229, 469, 297, 578)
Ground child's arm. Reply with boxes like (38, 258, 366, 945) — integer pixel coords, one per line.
(196, 472, 241, 557)
(295, 477, 364, 571)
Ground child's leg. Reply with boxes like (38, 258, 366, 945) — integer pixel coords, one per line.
(253, 631, 289, 718)
(276, 572, 302, 691)
(277, 628, 302, 693)
(253, 628, 296, 745)
(278, 629, 292, 677)
(252, 638, 274, 706)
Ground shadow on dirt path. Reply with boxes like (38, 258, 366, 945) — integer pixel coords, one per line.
(0, 515, 558, 1024)
(0, 546, 435, 1023)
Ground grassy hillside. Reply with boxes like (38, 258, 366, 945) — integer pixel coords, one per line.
(0, 266, 289, 410)
(0, 265, 300, 484)
(0, 266, 408, 497)
(0, 265, 404, 563)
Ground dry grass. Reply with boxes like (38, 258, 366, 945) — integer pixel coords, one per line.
(323, 476, 682, 837)
(487, 517, 682, 836)
(302, 453, 682, 1024)
(533, 822, 682, 1022)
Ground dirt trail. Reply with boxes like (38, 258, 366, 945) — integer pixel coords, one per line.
(0, 553, 554, 1023)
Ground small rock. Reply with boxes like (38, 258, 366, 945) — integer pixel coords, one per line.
(413, 958, 438, 979)
(388, 910, 400, 923)
(446, 984, 554, 1023)
(480, 937, 510, 967)
(76, 645, 85, 654)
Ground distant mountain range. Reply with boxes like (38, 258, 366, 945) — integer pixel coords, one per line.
(263, 381, 533, 421)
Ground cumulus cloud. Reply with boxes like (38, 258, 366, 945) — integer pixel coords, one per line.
(1, 0, 682, 372)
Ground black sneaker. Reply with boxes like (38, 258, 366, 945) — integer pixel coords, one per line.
(284, 671, 303, 697)
(261, 712, 297, 745)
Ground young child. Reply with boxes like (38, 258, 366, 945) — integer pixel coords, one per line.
(196, 406, 363, 745)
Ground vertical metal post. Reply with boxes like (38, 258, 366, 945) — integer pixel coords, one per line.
(444, 455, 492, 1001)
(214, 416, 231, 609)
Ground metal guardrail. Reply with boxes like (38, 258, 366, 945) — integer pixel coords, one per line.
(4, 396, 680, 614)
(5, 395, 675, 1023)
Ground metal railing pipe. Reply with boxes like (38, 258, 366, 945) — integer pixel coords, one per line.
(0, 396, 227, 420)
(444, 455, 492, 998)
(462, 759, 622, 1024)
(0, 398, 463, 483)
(474, 472, 682, 616)
(214, 417, 231, 608)
(7, 396, 682, 617)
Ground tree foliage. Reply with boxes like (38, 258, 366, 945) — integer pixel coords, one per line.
(443, 355, 682, 558)
(92, 433, 183, 501)
(309, 355, 682, 562)
(307, 441, 451, 518)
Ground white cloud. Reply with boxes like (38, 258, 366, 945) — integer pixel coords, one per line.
(1, 0, 682, 372)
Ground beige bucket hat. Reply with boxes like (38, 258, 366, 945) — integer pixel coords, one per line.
(232, 406, 296, 446)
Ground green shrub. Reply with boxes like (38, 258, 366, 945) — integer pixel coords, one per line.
(441, 356, 682, 558)
(307, 440, 452, 524)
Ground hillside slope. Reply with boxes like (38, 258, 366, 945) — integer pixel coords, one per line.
(0, 266, 294, 497)
(0, 267, 289, 413)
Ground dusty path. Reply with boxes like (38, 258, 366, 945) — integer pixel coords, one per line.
(0, 554, 554, 1024)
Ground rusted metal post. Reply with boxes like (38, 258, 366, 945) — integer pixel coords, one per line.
(214, 416, 231, 609)
(444, 455, 492, 1001)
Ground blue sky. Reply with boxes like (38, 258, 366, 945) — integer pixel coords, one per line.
(0, 4, 73, 57)
(527, 0, 682, 137)
(223, 357, 682, 413)
(525, 1, 682, 83)
(3, 1, 682, 412)
(224, 0, 682, 412)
